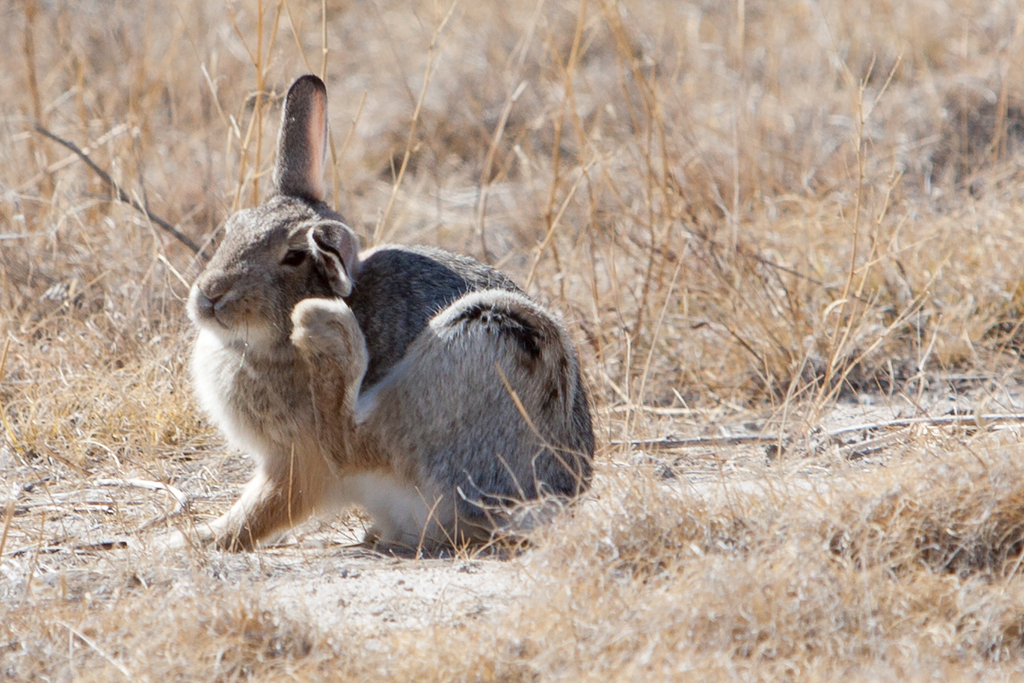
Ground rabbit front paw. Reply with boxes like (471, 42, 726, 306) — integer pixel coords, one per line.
(291, 298, 358, 353)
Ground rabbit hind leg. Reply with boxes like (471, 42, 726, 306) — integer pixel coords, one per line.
(363, 289, 591, 543)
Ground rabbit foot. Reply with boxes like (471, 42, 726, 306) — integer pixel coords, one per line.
(290, 298, 361, 355)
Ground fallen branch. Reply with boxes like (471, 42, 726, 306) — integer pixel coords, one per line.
(617, 413, 1024, 453)
(95, 478, 190, 533)
(33, 125, 201, 254)
(618, 434, 772, 450)
(2, 479, 189, 557)
(827, 413, 1024, 439)
(608, 405, 701, 416)
(94, 478, 188, 507)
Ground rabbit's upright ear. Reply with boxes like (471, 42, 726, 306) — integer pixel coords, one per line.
(309, 221, 359, 297)
(274, 75, 329, 202)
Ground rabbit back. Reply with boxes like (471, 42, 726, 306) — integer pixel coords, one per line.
(345, 245, 520, 388)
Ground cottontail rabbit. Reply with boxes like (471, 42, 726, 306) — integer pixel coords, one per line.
(181, 75, 594, 553)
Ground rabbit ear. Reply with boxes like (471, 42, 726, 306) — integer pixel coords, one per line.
(308, 221, 359, 297)
(274, 75, 329, 202)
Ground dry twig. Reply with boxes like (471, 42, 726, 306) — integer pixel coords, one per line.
(618, 413, 1024, 454)
(94, 478, 190, 532)
(33, 125, 201, 254)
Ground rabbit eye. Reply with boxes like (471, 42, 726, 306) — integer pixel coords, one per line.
(281, 249, 308, 267)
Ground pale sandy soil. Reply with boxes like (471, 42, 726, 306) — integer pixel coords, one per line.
(5, 385, 1018, 646)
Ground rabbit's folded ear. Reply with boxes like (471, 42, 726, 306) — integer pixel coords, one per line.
(309, 221, 359, 297)
(274, 75, 329, 202)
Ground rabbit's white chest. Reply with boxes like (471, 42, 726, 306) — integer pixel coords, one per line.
(192, 329, 314, 461)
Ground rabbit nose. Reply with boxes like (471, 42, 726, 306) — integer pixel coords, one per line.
(196, 289, 222, 316)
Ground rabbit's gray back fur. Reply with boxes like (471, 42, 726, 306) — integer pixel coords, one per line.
(347, 245, 519, 388)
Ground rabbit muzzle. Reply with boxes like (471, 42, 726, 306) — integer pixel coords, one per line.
(193, 288, 224, 322)
(188, 274, 291, 351)
(189, 280, 241, 330)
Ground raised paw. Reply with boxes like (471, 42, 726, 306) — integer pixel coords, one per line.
(290, 297, 362, 355)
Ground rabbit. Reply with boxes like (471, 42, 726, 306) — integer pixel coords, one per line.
(178, 74, 594, 554)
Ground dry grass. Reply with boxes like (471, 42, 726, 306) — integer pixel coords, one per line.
(4, 0, 1024, 679)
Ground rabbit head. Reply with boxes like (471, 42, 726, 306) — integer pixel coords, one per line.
(188, 75, 359, 350)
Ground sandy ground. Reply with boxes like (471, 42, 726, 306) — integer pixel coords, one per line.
(3, 384, 1020, 643)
